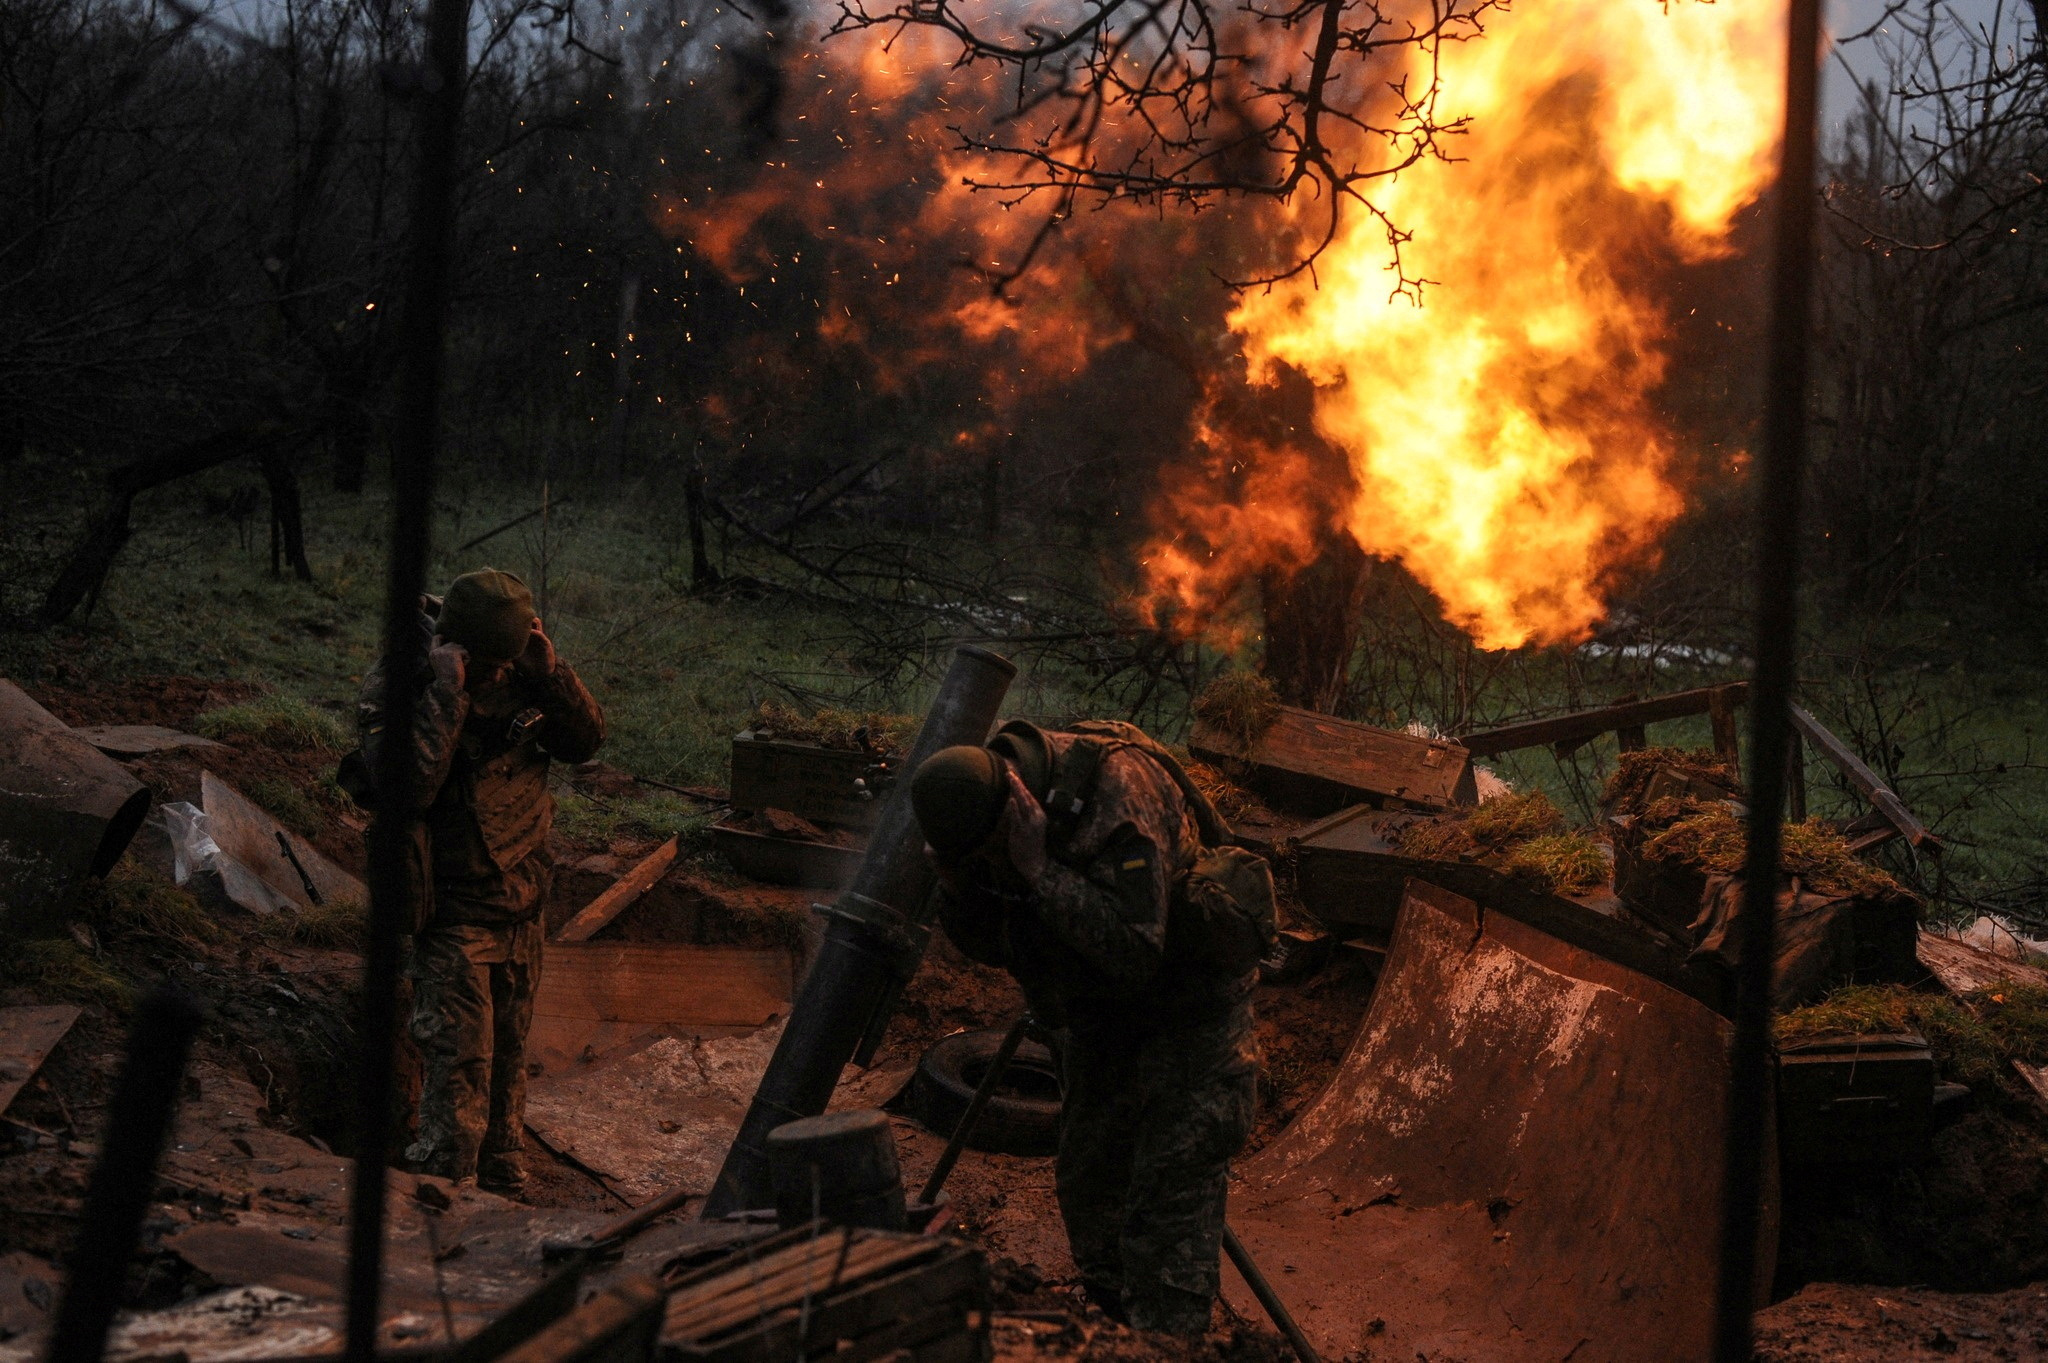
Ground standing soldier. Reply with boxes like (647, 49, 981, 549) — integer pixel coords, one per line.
(357, 568, 604, 1194)
(909, 720, 1271, 1335)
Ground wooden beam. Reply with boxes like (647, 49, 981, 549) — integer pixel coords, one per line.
(1786, 706, 1941, 856)
(1457, 684, 1749, 758)
(533, 942, 795, 1035)
(1708, 688, 1741, 759)
(555, 837, 679, 943)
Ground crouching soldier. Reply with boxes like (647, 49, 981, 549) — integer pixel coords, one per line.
(357, 568, 604, 1194)
(909, 721, 1274, 1334)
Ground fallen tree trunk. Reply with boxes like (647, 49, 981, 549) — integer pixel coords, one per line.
(38, 423, 290, 626)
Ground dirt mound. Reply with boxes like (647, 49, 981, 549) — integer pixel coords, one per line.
(27, 675, 264, 731)
(1756, 1280, 2048, 1361)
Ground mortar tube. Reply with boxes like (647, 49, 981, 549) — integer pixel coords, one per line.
(702, 643, 1017, 1218)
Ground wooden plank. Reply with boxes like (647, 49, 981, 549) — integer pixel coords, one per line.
(1916, 930, 2048, 996)
(2013, 1062, 2048, 1119)
(1787, 706, 1941, 855)
(0, 1005, 81, 1117)
(1456, 684, 1748, 758)
(555, 837, 679, 943)
(200, 770, 364, 910)
(1708, 689, 1741, 759)
(534, 942, 794, 1034)
(1786, 732, 1808, 821)
(681, 1248, 984, 1363)
(1190, 707, 1475, 815)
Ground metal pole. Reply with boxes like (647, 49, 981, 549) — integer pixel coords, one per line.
(44, 988, 204, 1363)
(346, 0, 472, 1354)
(917, 1013, 1032, 1206)
(1712, 2, 1823, 1358)
(1222, 1225, 1322, 1363)
(703, 644, 1018, 1218)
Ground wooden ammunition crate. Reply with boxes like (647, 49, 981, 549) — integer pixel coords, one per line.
(730, 735, 896, 832)
(1191, 707, 1476, 817)
(662, 1224, 989, 1363)
(710, 814, 864, 890)
(1778, 1031, 1936, 1166)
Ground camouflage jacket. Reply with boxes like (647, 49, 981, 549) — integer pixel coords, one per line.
(938, 729, 1251, 1028)
(358, 648, 604, 926)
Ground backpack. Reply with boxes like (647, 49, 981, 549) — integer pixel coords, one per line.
(1003, 719, 1279, 976)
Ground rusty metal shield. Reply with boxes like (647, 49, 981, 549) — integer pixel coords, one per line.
(1228, 880, 1767, 1362)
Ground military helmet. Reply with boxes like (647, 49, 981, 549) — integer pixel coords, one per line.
(911, 744, 1010, 861)
(437, 568, 535, 663)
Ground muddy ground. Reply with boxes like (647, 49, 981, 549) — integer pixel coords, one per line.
(3, 675, 2047, 1362)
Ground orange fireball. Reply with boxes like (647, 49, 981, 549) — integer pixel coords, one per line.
(1189, 0, 1786, 649)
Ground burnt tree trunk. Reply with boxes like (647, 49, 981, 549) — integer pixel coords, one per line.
(263, 448, 315, 581)
(685, 453, 719, 591)
(1258, 533, 1370, 712)
(40, 426, 283, 626)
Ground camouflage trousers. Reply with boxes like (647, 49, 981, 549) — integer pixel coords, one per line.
(1056, 997, 1257, 1335)
(405, 918, 543, 1186)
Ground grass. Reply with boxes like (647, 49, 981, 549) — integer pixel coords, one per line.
(553, 789, 720, 850)
(1778, 981, 2048, 1097)
(1643, 809, 1905, 899)
(256, 898, 369, 949)
(1395, 790, 1567, 861)
(244, 776, 329, 840)
(1502, 833, 1611, 896)
(1601, 746, 1743, 810)
(0, 462, 2040, 926)
(0, 937, 133, 1012)
(1390, 791, 1609, 896)
(1191, 671, 1281, 752)
(746, 699, 919, 754)
(195, 692, 351, 752)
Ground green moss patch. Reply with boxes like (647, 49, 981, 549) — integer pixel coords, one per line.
(1778, 981, 2048, 1094)
(1502, 833, 1611, 897)
(0, 938, 132, 1012)
(1601, 746, 1743, 811)
(1392, 792, 1606, 896)
(747, 700, 918, 755)
(1644, 809, 1902, 899)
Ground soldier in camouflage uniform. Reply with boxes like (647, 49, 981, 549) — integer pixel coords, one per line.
(358, 568, 605, 1194)
(910, 722, 1258, 1335)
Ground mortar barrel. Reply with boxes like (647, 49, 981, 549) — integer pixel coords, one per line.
(702, 643, 1016, 1217)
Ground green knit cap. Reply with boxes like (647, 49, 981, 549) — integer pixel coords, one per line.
(437, 568, 535, 663)
(911, 745, 1009, 861)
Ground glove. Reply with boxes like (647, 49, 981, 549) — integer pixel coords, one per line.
(515, 617, 556, 678)
(999, 764, 1049, 883)
(429, 638, 468, 692)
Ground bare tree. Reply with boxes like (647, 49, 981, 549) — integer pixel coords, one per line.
(828, 0, 1505, 286)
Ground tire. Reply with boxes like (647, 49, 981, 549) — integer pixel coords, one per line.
(902, 1028, 1063, 1157)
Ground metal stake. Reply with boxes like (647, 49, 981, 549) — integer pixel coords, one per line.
(917, 1013, 1032, 1206)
